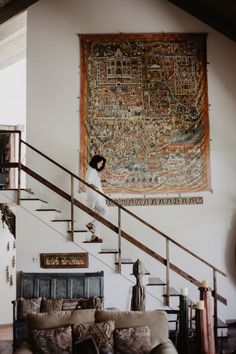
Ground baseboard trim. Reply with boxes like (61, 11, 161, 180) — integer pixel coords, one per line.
(0, 323, 13, 328)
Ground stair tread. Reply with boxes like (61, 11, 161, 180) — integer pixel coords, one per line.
(0, 188, 34, 194)
(147, 277, 166, 286)
(163, 287, 180, 297)
(68, 230, 87, 233)
(36, 208, 61, 213)
(20, 198, 48, 203)
(99, 249, 119, 254)
(51, 219, 72, 222)
(156, 309, 180, 314)
(115, 258, 134, 265)
(83, 240, 103, 243)
(217, 318, 228, 328)
(130, 271, 151, 275)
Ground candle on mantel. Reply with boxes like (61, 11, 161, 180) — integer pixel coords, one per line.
(200, 280, 208, 288)
(196, 300, 205, 310)
(180, 287, 188, 296)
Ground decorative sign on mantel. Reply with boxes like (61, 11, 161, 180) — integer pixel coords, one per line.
(107, 196, 203, 207)
(40, 253, 89, 269)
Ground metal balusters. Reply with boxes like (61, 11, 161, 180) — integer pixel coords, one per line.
(165, 239, 170, 306)
(118, 207, 121, 273)
(70, 175, 74, 240)
(17, 131, 22, 205)
(213, 269, 218, 349)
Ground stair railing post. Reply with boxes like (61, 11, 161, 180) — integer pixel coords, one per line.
(70, 175, 74, 240)
(118, 206, 121, 273)
(165, 239, 170, 306)
(213, 269, 218, 350)
(17, 131, 22, 205)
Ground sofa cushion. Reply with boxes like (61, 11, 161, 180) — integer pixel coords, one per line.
(31, 325, 72, 354)
(41, 298, 63, 313)
(73, 321, 115, 354)
(114, 326, 151, 354)
(17, 298, 42, 320)
(26, 309, 96, 343)
(95, 310, 168, 349)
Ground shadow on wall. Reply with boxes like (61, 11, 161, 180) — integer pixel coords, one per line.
(225, 210, 236, 286)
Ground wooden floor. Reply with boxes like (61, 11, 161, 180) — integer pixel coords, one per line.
(0, 323, 235, 353)
(0, 325, 12, 354)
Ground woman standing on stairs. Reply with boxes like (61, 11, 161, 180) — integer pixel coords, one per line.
(86, 155, 108, 242)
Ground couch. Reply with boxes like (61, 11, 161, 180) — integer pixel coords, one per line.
(13, 271, 104, 348)
(12, 296, 104, 348)
(14, 309, 178, 354)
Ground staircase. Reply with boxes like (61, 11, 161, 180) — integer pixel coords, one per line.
(0, 130, 228, 341)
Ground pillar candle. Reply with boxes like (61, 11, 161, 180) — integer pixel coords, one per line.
(196, 300, 205, 310)
(200, 280, 208, 288)
(180, 287, 188, 296)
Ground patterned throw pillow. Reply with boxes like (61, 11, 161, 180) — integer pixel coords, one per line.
(114, 326, 151, 354)
(73, 321, 115, 354)
(62, 298, 81, 311)
(41, 298, 63, 313)
(17, 297, 42, 320)
(31, 325, 72, 354)
(77, 296, 104, 310)
(62, 297, 104, 311)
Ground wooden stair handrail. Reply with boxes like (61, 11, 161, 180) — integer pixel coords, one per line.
(20, 163, 227, 306)
(21, 139, 226, 277)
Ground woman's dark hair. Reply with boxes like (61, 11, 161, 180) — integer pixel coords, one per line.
(89, 155, 106, 171)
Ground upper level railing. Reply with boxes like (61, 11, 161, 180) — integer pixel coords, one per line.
(0, 130, 227, 341)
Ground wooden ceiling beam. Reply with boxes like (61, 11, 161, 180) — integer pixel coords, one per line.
(167, 0, 236, 42)
(0, 0, 39, 25)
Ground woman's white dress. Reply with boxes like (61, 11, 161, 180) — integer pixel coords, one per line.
(86, 166, 108, 237)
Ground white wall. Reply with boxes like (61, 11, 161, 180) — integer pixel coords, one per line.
(0, 58, 26, 324)
(0, 215, 16, 324)
(0, 59, 26, 128)
(25, 0, 236, 319)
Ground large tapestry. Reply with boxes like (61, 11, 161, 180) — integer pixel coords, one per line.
(80, 33, 210, 194)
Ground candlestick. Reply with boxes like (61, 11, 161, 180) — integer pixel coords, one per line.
(200, 280, 208, 288)
(180, 287, 188, 296)
(196, 300, 205, 310)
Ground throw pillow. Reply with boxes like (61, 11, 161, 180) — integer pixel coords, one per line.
(62, 297, 104, 311)
(73, 321, 115, 354)
(17, 297, 42, 320)
(62, 298, 81, 311)
(76, 297, 100, 310)
(74, 336, 99, 354)
(31, 325, 72, 354)
(41, 298, 63, 313)
(114, 326, 151, 354)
